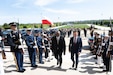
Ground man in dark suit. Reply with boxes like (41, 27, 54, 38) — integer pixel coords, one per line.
(69, 30, 82, 70)
(51, 31, 66, 68)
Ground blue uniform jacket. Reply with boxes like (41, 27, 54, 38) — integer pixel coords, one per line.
(25, 34, 35, 48)
(36, 36, 43, 49)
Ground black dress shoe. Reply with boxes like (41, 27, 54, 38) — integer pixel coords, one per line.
(102, 70, 109, 72)
(34, 65, 38, 67)
(18, 70, 24, 72)
(22, 69, 26, 71)
(74, 68, 77, 70)
(31, 65, 38, 67)
(40, 62, 44, 64)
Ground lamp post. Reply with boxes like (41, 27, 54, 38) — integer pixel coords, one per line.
(109, 17, 113, 72)
(110, 17, 113, 31)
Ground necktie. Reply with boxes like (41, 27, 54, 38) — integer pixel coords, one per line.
(74, 37, 76, 43)
(57, 37, 59, 44)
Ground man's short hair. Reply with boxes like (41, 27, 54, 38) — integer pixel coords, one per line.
(73, 30, 78, 33)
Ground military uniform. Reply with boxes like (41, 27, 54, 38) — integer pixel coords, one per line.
(0, 29, 5, 75)
(36, 32, 45, 64)
(7, 22, 25, 72)
(43, 34, 50, 61)
(0, 49, 4, 75)
(102, 31, 113, 72)
(25, 29, 37, 67)
(101, 36, 109, 72)
(107, 31, 113, 72)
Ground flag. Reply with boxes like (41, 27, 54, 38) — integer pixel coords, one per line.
(42, 19, 52, 25)
(42, 16, 53, 26)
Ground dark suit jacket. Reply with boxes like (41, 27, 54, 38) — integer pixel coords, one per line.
(69, 36, 82, 53)
(51, 36, 66, 54)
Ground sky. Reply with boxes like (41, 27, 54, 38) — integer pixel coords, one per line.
(0, 0, 113, 24)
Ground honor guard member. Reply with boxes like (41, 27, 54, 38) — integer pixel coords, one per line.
(96, 36, 103, 67)
(43, 34, 51, 62)
(101, 35, 109, 72)
(7, 22, 25, 72)
(106, 30, 113, 72)
(35, 31, 45, 64)
(0, 28, 5, 75)
(25, 29, 38, 67)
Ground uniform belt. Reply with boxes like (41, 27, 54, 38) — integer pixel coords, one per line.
(30, 42, 34, 44)
(45, 44, 48, 46)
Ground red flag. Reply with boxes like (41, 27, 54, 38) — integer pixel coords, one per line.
(42, 19, 52, 25)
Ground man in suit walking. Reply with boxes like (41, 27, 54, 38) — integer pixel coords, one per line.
(51, 31, 66, 68)
(69, 30, 82, 70)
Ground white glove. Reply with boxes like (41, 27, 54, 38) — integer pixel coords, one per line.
(42, 46, 45, 49)
(47, 47, 50, 50)
(102, 43, 105, 46)
(33, 46, 37, 48)
(0, 36, 2, 41)
(19, 45, 23, 48)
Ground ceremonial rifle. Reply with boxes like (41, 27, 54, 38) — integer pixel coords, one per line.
(17, 20, 24, 54)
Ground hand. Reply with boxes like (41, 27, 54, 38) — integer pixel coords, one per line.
(78, 52, 81, 55)
(19, 45, 23, 49)
(43, 48, 46, 52)
(20, 49, 24, 54)
(36, 48, 39, 53)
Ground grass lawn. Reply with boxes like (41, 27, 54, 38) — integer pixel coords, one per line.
(59, 24, 89, 29)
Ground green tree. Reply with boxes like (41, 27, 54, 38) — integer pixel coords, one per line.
(34, 25, 38, 28)
(2, 23, 10, 29)
(40, 24, 43, 28)
(23, 26, 27, 28)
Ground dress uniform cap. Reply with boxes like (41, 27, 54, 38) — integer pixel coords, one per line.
(9, 22, 17, 26)
(35, 30, 39, 33)
(26, 28, 32, 31)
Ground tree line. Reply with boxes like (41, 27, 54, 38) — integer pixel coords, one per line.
(0, 19, 113, 29)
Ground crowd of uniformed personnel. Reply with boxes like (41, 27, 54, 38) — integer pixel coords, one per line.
(89, 28, 113, 72)
(0, 22, 113, 73)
